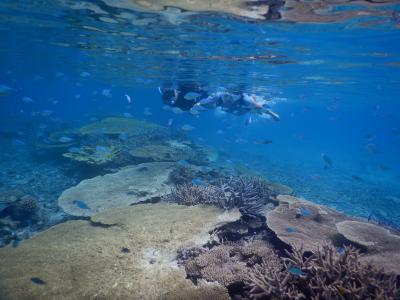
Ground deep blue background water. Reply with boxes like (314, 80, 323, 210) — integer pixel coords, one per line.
(1, 1, 400, 227)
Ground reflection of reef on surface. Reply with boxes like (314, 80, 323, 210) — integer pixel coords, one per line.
(94, 0, 397, 23)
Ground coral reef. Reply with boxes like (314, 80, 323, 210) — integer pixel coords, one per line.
(77, 117, 162, 136)
(168, 165, 196, 185)
(62, 145, 121, 165)
(11, 195, 38, 219)
(163, 184, 231, 208)
(179, 240, 276, 288)
(0, 190, 24, 212)
(58, 162, 175, 217)
(129, 143, 194, 162)
(0, 203, 235, 300)
(164, 176, 278, 217)
(336, 220, 400, 274)
(245, 245, 400, 300)
(220, 177, 278, 217)
(266, 200, 349, 252)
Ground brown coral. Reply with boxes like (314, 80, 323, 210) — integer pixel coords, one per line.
(245, 245, 400, 300)
(178, 240, 277, 288)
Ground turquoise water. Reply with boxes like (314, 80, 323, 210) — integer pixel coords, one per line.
(1, 1, 400, 239)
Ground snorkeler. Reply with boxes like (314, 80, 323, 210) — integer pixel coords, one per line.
(158, 83, 280, 121)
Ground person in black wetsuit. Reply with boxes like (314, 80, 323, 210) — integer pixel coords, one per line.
(159, 82, 208, 111)
(158, 82, 280, 121)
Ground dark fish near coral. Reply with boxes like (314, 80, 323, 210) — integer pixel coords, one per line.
(31, 277, 46, 285)
(73, 200, 90, 210)
(321, 153, 333, 169)
(253, 140, 272, 145)
(121, 247, 130, 253)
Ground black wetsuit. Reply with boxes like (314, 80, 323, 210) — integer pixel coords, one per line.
(161, 83, 207, 111)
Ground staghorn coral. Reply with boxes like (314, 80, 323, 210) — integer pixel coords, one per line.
(219, 177, 278, 217)
(245, 244, 400, 300)
(163, 184, 231, 208)
(164, 176, 277, 217)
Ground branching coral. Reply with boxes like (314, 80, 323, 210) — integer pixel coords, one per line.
(163, 184, 231, 208)
(178, 240, 277, 288)
(168, 166, 196, 185)
(164, 176, 277, 217)
(219, 177, 278, 217)
(245, 245, 400, 300)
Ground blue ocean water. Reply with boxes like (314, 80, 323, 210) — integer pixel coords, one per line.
(0, 0, 400, 241)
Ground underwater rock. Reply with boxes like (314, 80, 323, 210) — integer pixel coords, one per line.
(58, 162, 175, 217)
(0, 203, 234, 300)
(266, 200, 348, 252)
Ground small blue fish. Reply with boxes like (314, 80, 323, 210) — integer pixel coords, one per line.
(336, 247, 345, 254)
(178, 160, 189, 166)
(58, 136, 74, 143)
(321, 153, 333, 169)
(286, 227, 296, 233)
(73, 200, 90, 210)
(12, 139, 25, 146)
(191, 178, 204, 186)
(31, 277, 46, 285)
(245, 115, 252, 126)
(0, 84, 12, 96)
(68, 147, 81, 153)
(288, 267, 305, 276)
(298, 207, 312, 217)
